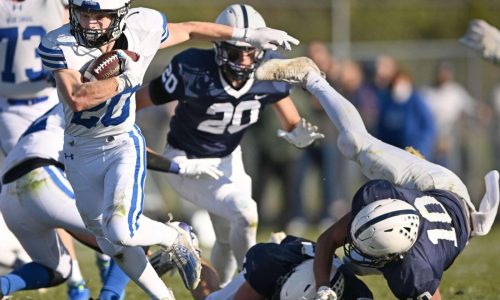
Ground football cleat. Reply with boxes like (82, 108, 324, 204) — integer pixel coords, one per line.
(255, 57, 322, 85)
(150, 249, 176, 277)
(67, 280, 90, 300)
(162, 221, 202, 290)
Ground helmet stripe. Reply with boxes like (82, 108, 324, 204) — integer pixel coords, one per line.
(353, 209, 418, 239)
(239, 4, 249, 28)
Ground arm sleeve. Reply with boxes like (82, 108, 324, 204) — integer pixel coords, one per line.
(149, 58, 185, 105)
(37, 36, 67, 72)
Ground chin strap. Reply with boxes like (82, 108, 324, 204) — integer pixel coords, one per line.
(471, 170, 500, 236)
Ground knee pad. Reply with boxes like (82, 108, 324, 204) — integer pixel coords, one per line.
(337, 130, 364, 159)
(97, 236, 124, 257)
(231, 197, 258, 228)
(103, 214, 134, 247)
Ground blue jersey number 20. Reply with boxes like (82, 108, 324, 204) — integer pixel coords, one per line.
(71, 91, 133, 128)
(0, 26, 47, 83)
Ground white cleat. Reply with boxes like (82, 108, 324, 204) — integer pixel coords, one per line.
(161, 221, 202, 290)
(255, 57, 322, 85)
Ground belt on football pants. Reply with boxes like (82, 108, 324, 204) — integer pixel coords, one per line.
(2, 157, 65, 185)
(7, 96, 49, 106)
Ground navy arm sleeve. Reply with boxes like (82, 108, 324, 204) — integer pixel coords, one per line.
(148, 57, 185, 105)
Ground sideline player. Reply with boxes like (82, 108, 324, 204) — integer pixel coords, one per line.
(255, 58, 499, 300)
(38, 1, 300, 298)
(0, 1, 90, 298)
(136, 4, 323, 285)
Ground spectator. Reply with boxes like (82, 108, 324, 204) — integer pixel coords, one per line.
(376, 70, 436, 158)
(422, 61, 475, 171)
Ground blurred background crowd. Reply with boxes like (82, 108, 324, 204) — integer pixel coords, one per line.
(50, 0, 500, 246)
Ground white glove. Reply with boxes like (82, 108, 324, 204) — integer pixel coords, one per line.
(178, 158, 223, 180)
(115, 50, 143, 92)
(460, 19, 500, 64)
(314, 286, 337, 300)
(277, 118, 325, 148)
(232, 27, 300, 51)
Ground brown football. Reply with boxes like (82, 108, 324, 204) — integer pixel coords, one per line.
(83, 50, 140, 82)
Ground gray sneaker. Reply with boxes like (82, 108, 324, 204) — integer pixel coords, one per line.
(255, 57, 322, 85)
(162, 221, 202, 290)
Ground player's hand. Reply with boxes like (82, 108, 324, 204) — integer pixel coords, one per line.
(115, 50, 143, 92)
(314, 286, 337, 300)
(233, 27, 300, 51)
(277, 118, 324, 148)
(460, 19, 500, 64)
(178, 158, 223, 180)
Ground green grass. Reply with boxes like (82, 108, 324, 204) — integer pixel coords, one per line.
(6, 225, 500, 299)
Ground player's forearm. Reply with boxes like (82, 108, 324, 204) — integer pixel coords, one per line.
(180, 21, 234, 41)
(146, 147, 179, 174)
(272, 97, 301, 132)
(68, 78, 120, 111)
(162, 22, 233, 48)
(314, 212, 351, 287)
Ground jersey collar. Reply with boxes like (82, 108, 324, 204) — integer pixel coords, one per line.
(218, 68, 255, 99)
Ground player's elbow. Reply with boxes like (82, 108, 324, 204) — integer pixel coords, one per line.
(66, 96, 88, 112)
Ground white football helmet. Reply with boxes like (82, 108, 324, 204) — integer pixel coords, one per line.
(214, 4, 266, 80)
(69, 0, 130, 47)
(345, 199, 420, 267)
(280, 259, 344, 300)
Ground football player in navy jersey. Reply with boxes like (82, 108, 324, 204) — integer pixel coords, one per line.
(136, 4, 324, 285)
(254, 58, 499, 300)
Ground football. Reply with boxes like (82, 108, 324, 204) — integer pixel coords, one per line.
(83, 50, 139, 82)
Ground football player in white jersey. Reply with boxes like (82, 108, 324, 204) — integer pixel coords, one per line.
(0, 102, 222, 300)
(38, 0, 299, 298)
(0, 2, 91, 299)
(136, 4, 323, 286)
(0, 103, 130, 300)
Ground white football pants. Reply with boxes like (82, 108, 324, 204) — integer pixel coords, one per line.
(63, 125, 178, 300)
(164, 145, 258, 285)
(0, 165, 88, 278)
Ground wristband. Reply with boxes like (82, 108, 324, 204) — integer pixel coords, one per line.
(231, 27, 248, 41)
(168, 161, 180, 174)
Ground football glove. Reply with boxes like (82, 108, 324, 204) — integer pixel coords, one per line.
(314, 286, 337, 300)
(178, 158, 223, 180)
(277, 118, 325, 148)
(232, 27, 300, 51)
(460, 19, 500, 64)
(115, 50, 143, 93)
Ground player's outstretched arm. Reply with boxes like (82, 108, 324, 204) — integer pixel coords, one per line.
(460, 19, 500, 64)
(161, 22, 299, 51)
(146, 148, 223, 180)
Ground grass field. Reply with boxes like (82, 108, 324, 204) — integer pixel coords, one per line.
(6, 225, 500, 300)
